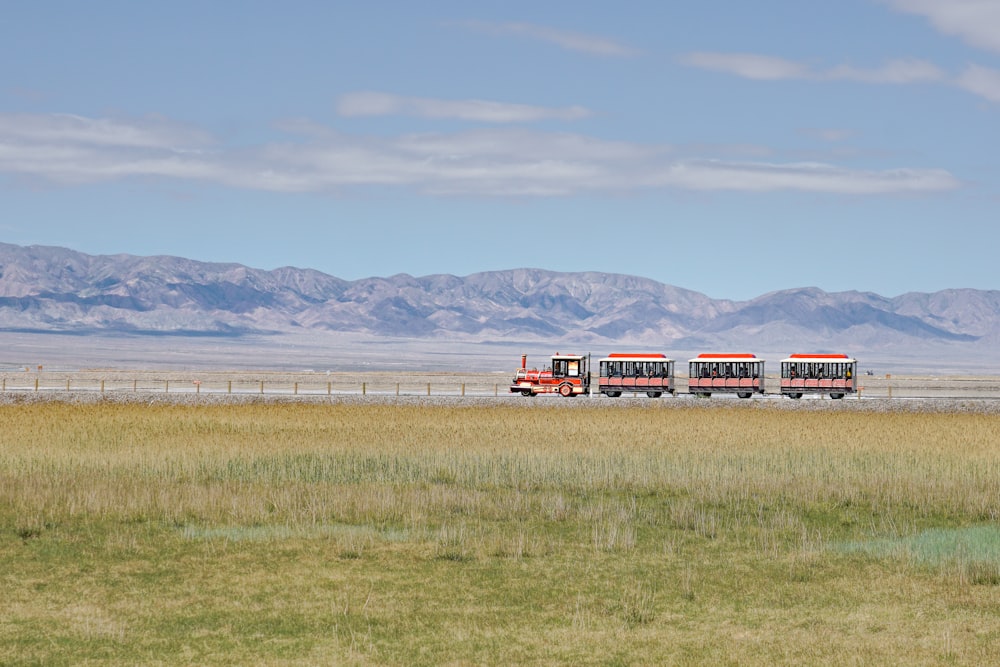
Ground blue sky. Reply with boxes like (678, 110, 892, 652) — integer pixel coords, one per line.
(2, 1, 998, 300)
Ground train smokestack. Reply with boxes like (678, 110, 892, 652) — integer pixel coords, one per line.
(521, 354, 527, 370)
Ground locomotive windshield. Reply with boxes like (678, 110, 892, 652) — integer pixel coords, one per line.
(552, 357, 584, 378)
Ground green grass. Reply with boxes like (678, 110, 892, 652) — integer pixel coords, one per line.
(2, 402, 1000, 665)
(839, 525, 1000, 585)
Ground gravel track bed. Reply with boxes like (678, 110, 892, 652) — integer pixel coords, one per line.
(3, 391, 999, 414)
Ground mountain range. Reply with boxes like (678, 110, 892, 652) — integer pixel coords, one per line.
(1, 242, 998, 370)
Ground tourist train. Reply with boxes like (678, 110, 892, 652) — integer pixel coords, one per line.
(510, 352, 857, 399)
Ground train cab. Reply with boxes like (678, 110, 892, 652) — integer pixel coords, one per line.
(780, 354, 857, 399)
(687, 353, 764, 398)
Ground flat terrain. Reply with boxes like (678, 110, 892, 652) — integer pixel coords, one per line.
(2, 400, 999, 665)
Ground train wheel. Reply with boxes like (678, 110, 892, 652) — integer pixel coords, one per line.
(646, 391, 662, 398)
(830, 393, 845, 400)
(787, 393, 803, 400)
(604, 391, 622, 398)
(520, 389, 533, 397)
(559, 384, 573, 397)
(696, 392, 711, 398)
(737, 392, 752, 399)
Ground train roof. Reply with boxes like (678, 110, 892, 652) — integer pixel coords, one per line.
(688, 353, 762, 363)
(780, 353, 856, 363)
(599, 353, 672, 361)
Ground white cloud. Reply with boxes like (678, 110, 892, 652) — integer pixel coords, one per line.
(679, 52, 809, 80)
(0, 113, 214, 150)
(826, 59, 946, 84)
(0, 113, 218, 185)
(646, 161, 959, 194)
(457, 20, 636, 57)
(336, 92, 593, 123)
(955, 64, 1000, 103)
(680, 51, 1000, 104)
(885, 0, 1000, 53)
(680, 52, 945, 84)
(0, 113, 961, 197)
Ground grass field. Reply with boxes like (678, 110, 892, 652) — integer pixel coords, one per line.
(2, 401, 999, 665)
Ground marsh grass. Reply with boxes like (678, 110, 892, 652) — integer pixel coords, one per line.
(2, 402, 1000, 664)
(838, 525, 1000, 585)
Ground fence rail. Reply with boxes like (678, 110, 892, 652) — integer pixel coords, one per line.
(0, 378, 507, 397)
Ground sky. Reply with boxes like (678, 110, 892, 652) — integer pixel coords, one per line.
(1, 0, 999, 300)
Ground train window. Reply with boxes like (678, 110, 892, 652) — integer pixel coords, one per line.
(553, 358, 585, 377)
(783, 361, 856, 379)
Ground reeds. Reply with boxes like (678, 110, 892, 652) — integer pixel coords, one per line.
(3, 402, 999, 565)
(2, 404, 996, 500)
(4, 401, 1000, 664)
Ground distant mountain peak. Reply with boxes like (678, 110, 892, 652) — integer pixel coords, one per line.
(0, 243, 994, 357)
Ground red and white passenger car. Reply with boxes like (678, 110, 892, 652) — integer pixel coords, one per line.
(780, 353, 857, 399)
(598, 353, 675, 398)
(510, 353, 589, 397)
(687, 353, 765, 398)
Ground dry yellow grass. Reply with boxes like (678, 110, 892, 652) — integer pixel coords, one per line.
(2, 401, 1000, 665)
(5, 402, 997, 520)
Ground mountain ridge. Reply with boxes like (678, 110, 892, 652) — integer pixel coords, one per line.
(1, 243, 997, 361)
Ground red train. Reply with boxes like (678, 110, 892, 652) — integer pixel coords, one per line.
(687, 353, 764, 399)
(599, 353, 675, 398)
(510, 353, 589, 397)
(511, 352, 857, 399)
(779, 353, 857, 399)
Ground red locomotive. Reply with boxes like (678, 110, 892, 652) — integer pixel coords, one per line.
(510, 353, 589, 397)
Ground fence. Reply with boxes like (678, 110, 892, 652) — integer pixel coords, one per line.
(0, 376, 507, 397)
